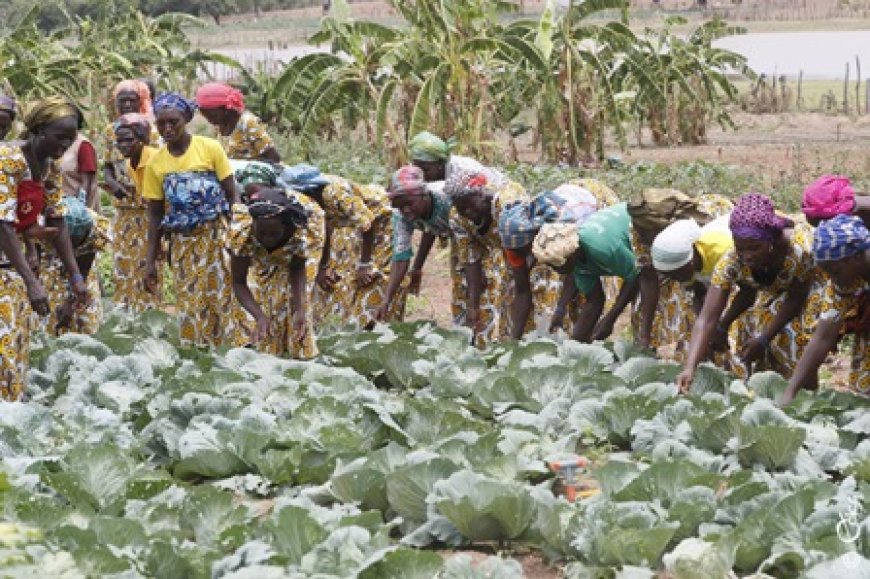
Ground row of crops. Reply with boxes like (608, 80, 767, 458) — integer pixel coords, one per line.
(1, 310, 869, 577)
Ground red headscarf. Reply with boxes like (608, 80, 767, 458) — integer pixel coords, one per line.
(195, 82, 245, 112)
(15, 180, 46, 233)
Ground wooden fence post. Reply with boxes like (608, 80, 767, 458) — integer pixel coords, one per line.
(844, 62, 850, 114)
(797, 70, 803, 111)
(856, 56, 862, 115)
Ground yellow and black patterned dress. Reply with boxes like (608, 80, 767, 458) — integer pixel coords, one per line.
(452, 180, 528, 344)
(811, 278, 870, 395)
(227, 202, 320, 359)
(219, 111, 275, 161)
(104, 124, 164, 312)
(710, 222, 818, 379)
(0, 144, 66, 400)
(310, 176, 399, 328)
(36, 209, 110, 336)
(631, 193, 734, 360)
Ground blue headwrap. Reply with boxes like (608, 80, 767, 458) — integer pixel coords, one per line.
(278, 163, 330, 194)
(498, 185, 598, 250)
(62, 196, 93, 242)
(813, 214, 870, 262)
(153, 92, 196, 122)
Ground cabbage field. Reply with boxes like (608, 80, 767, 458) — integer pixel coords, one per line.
(1, 310, 869, 578)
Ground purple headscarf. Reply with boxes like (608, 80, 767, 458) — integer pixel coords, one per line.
(729, 193, 793, 242)
(0, 95, 16, 118)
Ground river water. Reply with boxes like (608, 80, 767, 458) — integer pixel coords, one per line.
(214, 30, 870, 80)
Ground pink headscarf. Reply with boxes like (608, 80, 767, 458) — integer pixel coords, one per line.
(112, 80, 153, 118)
(195, 82, 245, 112)
(802, 175, 856, 220)
(729, 193, 793, 242)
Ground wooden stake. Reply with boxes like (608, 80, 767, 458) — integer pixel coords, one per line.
(856, 56, 862, 115)
(844, 62, 850, 114)
(797, 70, 803, 111)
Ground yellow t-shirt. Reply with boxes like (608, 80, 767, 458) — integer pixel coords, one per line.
(695, 230, 734, 279)
(127, 145, 158, 199)
(142, 136, 232, 201)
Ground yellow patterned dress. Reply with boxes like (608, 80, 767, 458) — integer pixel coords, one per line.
(142, 136, 236, 348)
(809, 279, 870, 395)
(710, 222, 818, 378)
(631, 194, 734, 360)
(104, 124, 164, 312)
(227, 203, 320, 359)
(452, 180, 528, 344)
(36, 210, 111, 336)
(0, 144, 66, 400)
(219, 111, 275, 161)
(310, 177, 399, 328)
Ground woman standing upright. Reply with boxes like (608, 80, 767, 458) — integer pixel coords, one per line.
(111, 113, 163, 312)
(143, 93, 238, 347)
(195, 82, 280, 163)
(103, 80, 157, 205)
(0, 97, 89, 399)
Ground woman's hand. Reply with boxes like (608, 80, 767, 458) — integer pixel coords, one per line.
(69, 275, 89, 309)
(291, 310, 307, 343)
(25, 279, 50, 317)
(144, 262, 160, 295)
(355, 263, 380, 288)
(740, 334, 769, 367)
(408, 269, 423, 295)
(548, 308, 566, 334)
(251, 314, 271, 344)
(316, 267, 339, 292)
(675, 369, 694, 394)
(55, 298, 75, 332)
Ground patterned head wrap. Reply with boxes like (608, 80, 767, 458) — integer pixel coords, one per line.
(278, 163, 330, 194)
(388, 165, 427, 199)
(248, 189, 309, 229)
(532, 222, 581, 267)
(499, 184, 598, 250)
(409, 131, 450, 163)
(813, 214, 870, 262)
(61, 196, 93, 242)
(153, 92, 196, 122)
(802, 175, 856, 220)
(444, 168, 489, 200)
(195, 82, 245, 112)
(235, 161, 279, 189)
(21, 96, 80, 138)
(0, 95, 17, 119)
(113, 113, 151, 141)
(627, 188, 710, 233)
(112, 80, 153, 117)
(729, 193, 793, 242)
(651, 219, 702, 272)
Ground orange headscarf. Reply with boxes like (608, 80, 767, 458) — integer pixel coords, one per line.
(112, 80, 153, 118)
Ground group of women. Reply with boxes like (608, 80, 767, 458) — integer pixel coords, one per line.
(0, 82, 867, 404)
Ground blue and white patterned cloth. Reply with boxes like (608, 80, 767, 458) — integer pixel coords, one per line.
(161, 171, 228, 233)
(813, 214, 870, 262)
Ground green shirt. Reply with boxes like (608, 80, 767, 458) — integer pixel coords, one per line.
(573, 202, 639, 295)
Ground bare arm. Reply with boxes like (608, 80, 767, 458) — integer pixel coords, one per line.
(572, 279, 606, 343)
(759, 281, 811, 344)
(289, 255, 307, 316)
(319, 223, 333, 270)
(592, 275, 640, 341)
(635, 266, 659, 348)
(412, 231, 436, 273)
(144, 200, 164, 293)
(47, 216, 85, 291)
(465, 260, 484, 332)
(230, 254, 263, 320)
(0, 222, 48, 315)
(781, 318, 840, 404)
(220, 175, 239, 206)
(676, 285, 730, 390)
(509, 260, 533, 339)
